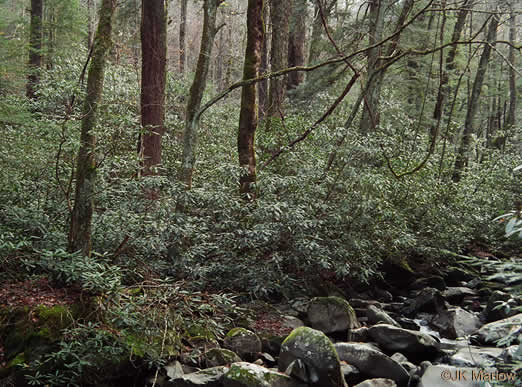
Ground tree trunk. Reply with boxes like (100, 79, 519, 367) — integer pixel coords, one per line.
(140, 0, 167, 177)
(266, 0, 291, 128)
(360, 0, 386, 134)
(179, 0, 221, 188)
(429, 0, 473, 143)
(26, 0, 43, 99)
(258, 2, 269, 123)
(287, 0, 307, 91)
(87, 0, 94, 50)
(499, 6, 517, 150)
(179, 0, 188, 73)
(238, 0, 264, 199)
(68, 0, 116, 256)
(452, 14, 498, 182)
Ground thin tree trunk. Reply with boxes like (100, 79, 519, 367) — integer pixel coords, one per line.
(453, 15, 498, 182)
(87, 0, 94, 50)
(238, 0, 264, 199)
(27, 0, 43, 99)
(179, 0, 188, 73)
(68, 0, 116, 256)
(287, 0, 307, 91)
(360, 0, 386, 134)
(140, 0, 167, 177)
(258, 2, 269, 123)
(179, 0, 221, 188)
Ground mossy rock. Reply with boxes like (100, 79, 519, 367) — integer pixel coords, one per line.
(204, 348, 242, 367)
(185, 323, 217, 341)
(307, 296, 360, 333)
(223, 328, 262, 361)
(223, 362, 304, 387)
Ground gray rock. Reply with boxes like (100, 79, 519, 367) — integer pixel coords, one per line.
(474, 313, 522, 346)
(348, 327, 369, 342)
(390, 353, 408, 363)
(441, 287, 477, 305)
(278, 327, 346, 387)
(341, 363, 361, 385)
(224, 328, 262, 360)
(335, 342, 410, 387)
(368, 324, 440, 361)
(223, 362, 305, 387)
(418, 365, 494, 387)
(354, 379, 397, 387)
(501, 345, 521, 364)
(307, 297, 360, 333)
(448, 346, 503, 368)
(165, 361, 184, 380)
(402, 288, 447, 317)
(367, 305, 399, 327)
(431, 307, 481, 339)
(203, 348, 242, 367)
(485, 291, 519, 322)
(168, 366, 229, 387)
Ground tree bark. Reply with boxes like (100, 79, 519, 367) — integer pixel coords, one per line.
(266, 0, 291, 127)
(68, 0, 116, 256)
(180, 0, 188, 73)
(87, 0, 94, 50)
(359, 0, 386, 134)
(179, 0, 221, 188)
(238, 0, 264, 199)
(26, 0, 43, 99)
(453, 14, 498, 182)
(140, 0, 167, 177)
(258, 2, 269, 123)
(287, 0, 307, 91)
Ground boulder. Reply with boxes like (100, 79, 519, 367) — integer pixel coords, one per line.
(307, 297, 360, 334)
(366, 305, 399, 327)
(410, 276, 446, 291)
(430, 307, 481, 339)
(354, 379, 397, 387)
(368, 324, 440, 361)
(348, 327, 369, 342)
(485, 291, 519, 322)
(441, 287, 477, 305)
(222, 362, 305, 387)
(168, 366, 228, 387)
(278, 327, 346, 387)
(224, 328, 262, 360)
(204, 348, 242, 367)
(449, 346, 503, 368)
(474, 313, 522, 346)
(402, 288, 447, 317)
(335, 343, 409, 387)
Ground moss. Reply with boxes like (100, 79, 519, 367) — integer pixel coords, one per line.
(6, 352, 25, 368)
(282, 326, 339, 362)
(185, 323, 216, 340)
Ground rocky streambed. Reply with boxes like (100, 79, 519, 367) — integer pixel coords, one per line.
(147, 262, 521, 387)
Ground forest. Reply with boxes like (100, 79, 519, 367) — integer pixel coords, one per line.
(0, 0, 521, 386)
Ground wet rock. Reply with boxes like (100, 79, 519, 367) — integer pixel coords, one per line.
(448, 346, 503, 368)
(348, 327, 369, 342)
(431, 307, 481, 339)
(396, 317, 419, 331)
(354, 378, 397, 387)
(334, 342, 409, 387)
(168, 366, 228, 387)
(223, 328, 262, 361)
(223, 362, 304, 387)
(366, 305, 399, 327)
(278, 327, 346, 387)
(368, 324, 440, 361)
(441, 287, 477, 305)
(402, 288, 447, 317)
(474, 313, 522, 346)
(307, 297, 360, 334)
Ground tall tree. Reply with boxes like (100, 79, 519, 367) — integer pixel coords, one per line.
(359, 0, 386, 134)
(501, 3, 517, 149)
(287, 0, 307, 91)
(68, 0, 116, 256)
(140, 0, 167, 177)
(179, 0, 222, 188)
(453, 14, 498, 182)
(238, 0, 264, 199)
(266, 0, 291, 128)
(179, 0, 188, 73)
(258, 2, 269, 123)
(26, 0, 43, 99)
